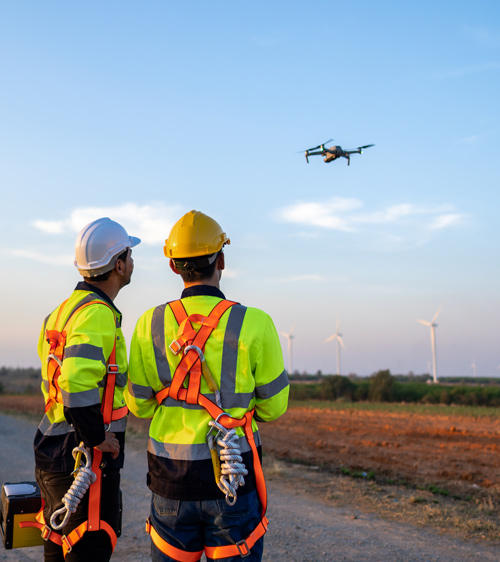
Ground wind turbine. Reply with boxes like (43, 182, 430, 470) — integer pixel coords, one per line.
(416, 306, 442, 384)
(280, 324, 295, 375)
(471, 361, 477, 378)
(324, 317, 344, 376)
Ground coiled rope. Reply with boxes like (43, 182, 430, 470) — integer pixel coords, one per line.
(50, 445, 96, 530)
(208, 419, 248, 506)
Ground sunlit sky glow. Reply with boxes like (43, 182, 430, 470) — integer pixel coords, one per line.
(1, 1, 499, 377)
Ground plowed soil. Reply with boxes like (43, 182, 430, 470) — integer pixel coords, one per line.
(3, 395, 499, 501)
(258, 405, 500, 500)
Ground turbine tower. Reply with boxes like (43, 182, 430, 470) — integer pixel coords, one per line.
(324, 317, 344, 376)
(416, 306, 442, 384)
(471, 361, 477, 378)
(280, 324, 295, 375)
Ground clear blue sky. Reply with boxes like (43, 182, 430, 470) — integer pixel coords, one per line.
(1, 1, 499, 377)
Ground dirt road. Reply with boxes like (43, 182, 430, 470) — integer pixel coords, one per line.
(1, 413, 498, 562)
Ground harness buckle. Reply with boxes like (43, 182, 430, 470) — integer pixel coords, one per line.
(41, 525, 52, 541)
(236, 539, 251, 557)
(47, 353, 62, 367)
(169, 340, 182, 355)
(107, 363, 119, 374)
(61, 535, 72, 553)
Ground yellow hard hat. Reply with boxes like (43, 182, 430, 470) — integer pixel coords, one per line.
(164, 210, 230, 259)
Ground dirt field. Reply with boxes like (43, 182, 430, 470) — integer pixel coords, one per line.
(2, 396, 499, 500)
(258, 404, 500, 501)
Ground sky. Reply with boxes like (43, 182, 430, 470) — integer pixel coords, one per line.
(1, 1, 499, 378)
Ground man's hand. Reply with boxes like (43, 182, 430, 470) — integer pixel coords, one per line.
(95, 431, 120, 459)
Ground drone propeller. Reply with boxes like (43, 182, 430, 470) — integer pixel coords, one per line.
(357, 144, 375, 150)
(305, 139, 333, 152)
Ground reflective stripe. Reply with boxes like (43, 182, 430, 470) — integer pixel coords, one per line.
(148, 431, 261, 461)
(65, 294, 101, 321)
(116, 371, 128, 388)
(63, 343, 106, 364)
(152, 304, 171, 386)
(60, 387, 101, 407)
(220, 305, 246, 404)
(128, 381, 155, 400)
(43, 313, 50, 333)
(108, 417, 127, 433)
(255, 369, 289, 400)
(157, 391, 253, 411)
(38, 416, 74, 436)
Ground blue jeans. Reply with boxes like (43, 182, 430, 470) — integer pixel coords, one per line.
(150, 490, 264, 562)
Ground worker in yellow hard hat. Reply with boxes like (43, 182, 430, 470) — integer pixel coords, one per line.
(126, 210, 289, 562)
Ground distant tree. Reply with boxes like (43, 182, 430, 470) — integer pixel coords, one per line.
(369, 369, 395, 402)
(321, 375, 355, 401)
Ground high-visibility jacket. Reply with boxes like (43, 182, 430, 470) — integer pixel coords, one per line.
(125, 285, 289, 501)
(34, 282, 129, 472)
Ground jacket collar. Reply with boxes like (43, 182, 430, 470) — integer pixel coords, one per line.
(75, 281, 122, 316)
(181, 285, 226, 300)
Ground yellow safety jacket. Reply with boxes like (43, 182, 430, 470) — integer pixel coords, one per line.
(125, 285, 289, 500)
(34, 282, 128, 472)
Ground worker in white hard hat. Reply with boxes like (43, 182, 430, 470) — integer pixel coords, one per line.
(31, 217, 140, 562)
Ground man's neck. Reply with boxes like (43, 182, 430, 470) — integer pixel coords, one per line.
(183, 272, 220, 290)
(84, 279, 119, 301)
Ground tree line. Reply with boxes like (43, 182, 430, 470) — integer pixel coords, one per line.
(290, 370, 500, 407)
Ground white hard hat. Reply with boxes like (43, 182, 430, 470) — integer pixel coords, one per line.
(74, 217, 141, 278)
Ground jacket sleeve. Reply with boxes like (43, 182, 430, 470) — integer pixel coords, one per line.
(252, 312, 289, 423)
(58, 304, 116, 447)
(125, 310, 159, 419)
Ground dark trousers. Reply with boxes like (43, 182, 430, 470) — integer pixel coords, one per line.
(35, 467, 121, 562)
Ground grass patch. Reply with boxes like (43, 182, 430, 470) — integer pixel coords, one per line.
(288, 399, 500, 418)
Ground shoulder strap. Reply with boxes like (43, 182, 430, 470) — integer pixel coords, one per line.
(155, 299, 236, 405)
(44, 298, 118, 415)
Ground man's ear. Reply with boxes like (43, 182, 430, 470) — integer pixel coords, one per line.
(217, 252, 225, 271)
(169, 259, 181, 275)
(115, 257, 125, 275)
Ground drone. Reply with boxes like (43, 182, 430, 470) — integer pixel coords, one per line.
(303, 139, 375, 165)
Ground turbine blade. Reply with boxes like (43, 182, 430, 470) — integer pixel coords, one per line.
(432, 305, 443, 323)
(336, 317, 340, 331)
(415, 319, 431, 326)
(337, 336, 345, 348)
(324, 334, 337, 343)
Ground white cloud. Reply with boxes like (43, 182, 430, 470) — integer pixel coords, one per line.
(278, 197, 361, 232)
(11, 249, 73, 266)
(33, 220, 65, 234)
(427, 214, 465, 231)
(464, 25, 500, 47)
(281, 274, 326, 282)
(222, 268, 238, 279)
(458, 135, 478, 144)
(32, 202, 184, 245)
(276, 197, 465, 250)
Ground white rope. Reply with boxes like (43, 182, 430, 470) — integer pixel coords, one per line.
(208, 419, 248, 506)
(50, 445, 96, 530)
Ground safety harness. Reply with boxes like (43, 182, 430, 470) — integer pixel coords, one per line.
(146, 298, 269, 560)
(20, 297, 127, 557)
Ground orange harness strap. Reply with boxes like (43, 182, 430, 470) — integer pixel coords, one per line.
(150, 299, 269, 560)
(20, 451, 118, 558)
(44, 298, 128, 424)
(22, 298, 125, 557)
